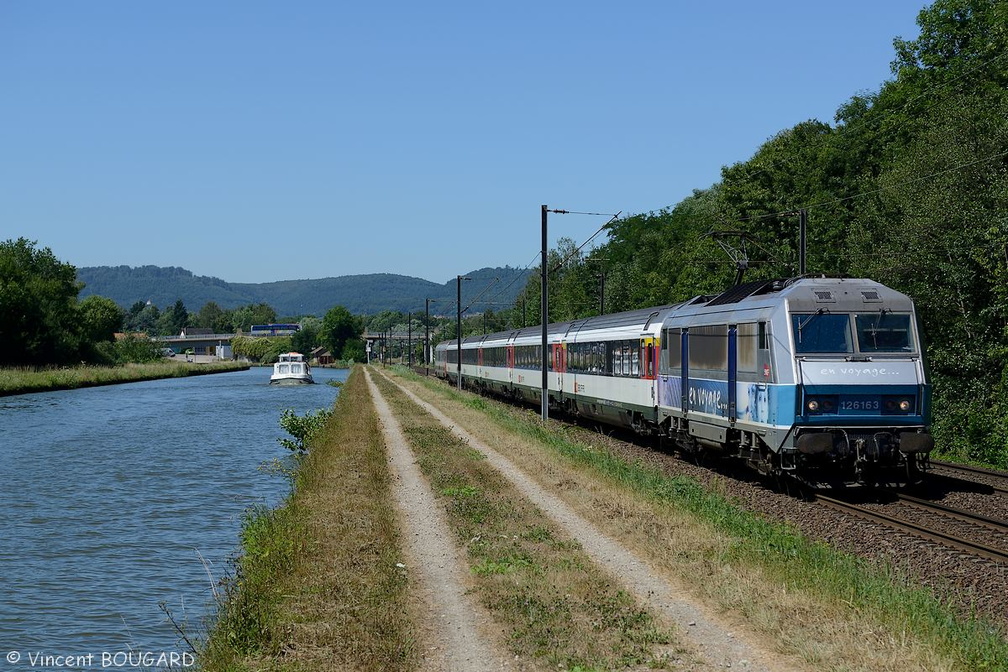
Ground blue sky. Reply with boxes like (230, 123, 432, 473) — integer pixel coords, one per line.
(1, 1, 925, 285)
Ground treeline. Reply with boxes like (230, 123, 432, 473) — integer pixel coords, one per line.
(123, 298, 279, 337)
(0, 238, 373, 367)
(454, 1, 1007, 467)
(0, 238, 164, 366)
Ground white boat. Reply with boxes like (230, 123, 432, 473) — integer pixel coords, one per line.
(270, 352, 314, 385)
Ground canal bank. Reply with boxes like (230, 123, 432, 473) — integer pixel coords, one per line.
(201, 365, 417, 671)
(0, 360, 249, 396)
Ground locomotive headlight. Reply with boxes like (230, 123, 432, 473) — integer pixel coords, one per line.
(899, 399, 912, 412)
(807, 399, 820, 412)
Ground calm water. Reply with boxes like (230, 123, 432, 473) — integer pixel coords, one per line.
(0, 366, 348, 662)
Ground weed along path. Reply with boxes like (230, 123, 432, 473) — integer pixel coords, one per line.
(364, 368, 510, 671)
(371, 369, 795, 672)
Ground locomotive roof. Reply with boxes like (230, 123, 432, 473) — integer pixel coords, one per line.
(671, 276, 912, 316)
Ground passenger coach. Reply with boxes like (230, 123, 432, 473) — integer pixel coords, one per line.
(434, 276, 933, 486)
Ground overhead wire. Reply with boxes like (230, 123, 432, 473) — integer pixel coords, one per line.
(551, 212, 621, 273)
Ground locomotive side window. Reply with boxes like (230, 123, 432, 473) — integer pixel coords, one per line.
(791, 313, 853, 353)
(736, 323, 758, 373)
(661, 328, 681, 373)
(688, 324, 728, 371)
(855, 313, 913, 352)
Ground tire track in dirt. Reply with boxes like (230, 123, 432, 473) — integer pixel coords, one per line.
(365, 368, 512, 672)
(378, 370, 803, 672)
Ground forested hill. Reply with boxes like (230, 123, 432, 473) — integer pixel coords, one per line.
(76, 265, 529, 317)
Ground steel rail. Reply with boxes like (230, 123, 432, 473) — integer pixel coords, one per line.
(895, 493, 1008, 534)
(929, 460, 1008, 495)
(816, 494, 1008, 565)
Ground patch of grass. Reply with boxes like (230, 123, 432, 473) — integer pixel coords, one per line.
(390, 368, 1008, 672)
(200, 367, 418, 671)
(0, 360, 248, 395)
(372, 373, 680, 671)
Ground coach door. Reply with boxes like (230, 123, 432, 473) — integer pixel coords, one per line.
(552, 342, 566, 390)
(506, 333, 517, 386)
(640, 335, 657, 405)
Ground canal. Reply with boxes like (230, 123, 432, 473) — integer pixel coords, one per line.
(0, 366, 349, 659)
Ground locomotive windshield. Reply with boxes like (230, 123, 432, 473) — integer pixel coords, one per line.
(855, 312, 913, 352)
(791, 313, 853, 353)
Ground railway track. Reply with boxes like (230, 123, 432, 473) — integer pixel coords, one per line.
(816, 491, 1008, 564)
(928, 459, 1008, 495)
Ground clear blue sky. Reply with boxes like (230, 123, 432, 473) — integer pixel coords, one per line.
(1, 1, 925, 285)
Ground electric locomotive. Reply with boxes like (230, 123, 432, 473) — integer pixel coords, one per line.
(434, 276, 932, 487)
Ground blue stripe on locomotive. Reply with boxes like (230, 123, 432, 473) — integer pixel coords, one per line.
(659, 375, 797, 428)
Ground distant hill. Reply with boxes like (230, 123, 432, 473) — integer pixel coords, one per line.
(76, 265, 531, 317)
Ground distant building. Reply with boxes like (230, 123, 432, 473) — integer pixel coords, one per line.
(174, 327, 228, 356)
(311, 347, 334, 366)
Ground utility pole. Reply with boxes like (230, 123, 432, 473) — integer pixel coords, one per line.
(456, 275, 470, 390)
(407, 312, 412, 368)
(799, 208, 807, 275)
(541, 205, 549, 421)
(425, 298, 433, 377)
(538, 204, 612, 421)
(598, 271, 605, 315)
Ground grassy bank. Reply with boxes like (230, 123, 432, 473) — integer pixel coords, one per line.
(0, 360, 249, 396)
(200, 366, 418, 671)
(386, 367, 1008, 672)
(371, 372, 684, 670)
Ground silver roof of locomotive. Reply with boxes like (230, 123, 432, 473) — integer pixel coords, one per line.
(669, 276, 915, 318)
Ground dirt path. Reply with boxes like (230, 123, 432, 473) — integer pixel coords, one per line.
(377, 370, 803, 672)
(364, 369, 512, 672)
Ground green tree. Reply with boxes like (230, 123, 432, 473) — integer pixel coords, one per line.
(291, 316, 321, 355)
(193, 301, 232, 333)
(231, 303, 278, 332)
(79, 295, 124, 344)
(322, 306, 360, 357)
(156, 299, 189, 336)
(0, 238, 82, 365)
(125, 302, 160, 333)
(231, 335, 271, 362)
(341, 339, 366, 363)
